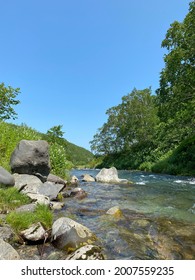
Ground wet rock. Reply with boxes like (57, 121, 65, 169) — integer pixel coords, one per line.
(106, 206, 123, 218)
(10, 140, 50, 180)
(82, 174, 95, 182)
(50, 202, 65, 210)
(47, 174, 67, 186)
(66, 245, 105, 260)
(51, 217, 96, 252)
(96, 167, 129, 184)
(70, 187, 87, 199)
(0, 166, 15, 187)
(0, 238, 20, 260)
(13, 173, 42, 192)
(20, 222, 48, 243)
(70, 175, 79, 184)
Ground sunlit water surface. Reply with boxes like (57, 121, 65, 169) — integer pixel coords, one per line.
(58, 169, 195, 259)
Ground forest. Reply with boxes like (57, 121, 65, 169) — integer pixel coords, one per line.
(90, 1, 195, 175)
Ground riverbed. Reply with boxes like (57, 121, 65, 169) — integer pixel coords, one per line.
(59, 169, 195, 259)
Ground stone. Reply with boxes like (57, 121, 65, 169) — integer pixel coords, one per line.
(66, 245, 105, 260)
(96, 167, 129, 184)
(26, 193, 50, 206)
(106, 206, 123, 218)
(0, 226, 15, 242)
(15, 203, 37, 213)
(82, 174, 95, 182)
(70, 175, 79, 184)
(20, 222, 47, 242)
(10, 140, 50, 180)
(50, 202, 65, 210)
(0, 166, 15, 187)
(13, 173, 42, 192)
(38, 182, 65, 201)
(70, 187, 87, 199)
(47, 173, 67, 186)
(0, 238, 20, 260)
(51, 217, 96, 251)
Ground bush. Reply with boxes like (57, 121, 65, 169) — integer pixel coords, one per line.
(49, 143, 73, 179)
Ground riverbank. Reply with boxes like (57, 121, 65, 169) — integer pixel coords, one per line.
(92, 136, 195, 176)
(0, 168, 195, 259)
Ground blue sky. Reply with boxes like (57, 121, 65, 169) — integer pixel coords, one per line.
(0, 0, 190, 150)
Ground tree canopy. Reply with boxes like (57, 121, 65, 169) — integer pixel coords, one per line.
(0, 83, 20, 120)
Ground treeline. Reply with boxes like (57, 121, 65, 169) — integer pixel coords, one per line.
(90, 1, 195, 175)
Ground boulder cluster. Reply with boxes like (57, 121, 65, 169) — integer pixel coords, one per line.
(0, 140, 105, 260)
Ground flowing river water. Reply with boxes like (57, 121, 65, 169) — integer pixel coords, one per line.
(58, 169, 195, 260)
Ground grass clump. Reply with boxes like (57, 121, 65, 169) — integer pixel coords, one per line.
(6, 204, 53, 232)
(0, 187, 30, 213)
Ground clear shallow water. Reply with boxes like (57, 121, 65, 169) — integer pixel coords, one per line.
(61, 169, 195, 259)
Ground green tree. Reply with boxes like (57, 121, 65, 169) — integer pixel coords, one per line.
(156, 1, 195, 140)
(90, 88, 159, 154)
(46, 125, 64, 139)
(0, 83, 20, 120)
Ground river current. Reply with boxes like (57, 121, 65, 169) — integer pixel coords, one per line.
(60, 169, 195, 259)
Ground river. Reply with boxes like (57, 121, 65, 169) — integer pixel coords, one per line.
(57, 169, 195, 260)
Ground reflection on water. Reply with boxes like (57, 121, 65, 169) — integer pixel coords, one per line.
(59, 169, 195, 259)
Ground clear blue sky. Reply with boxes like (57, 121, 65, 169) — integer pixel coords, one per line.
(0, 0, 190, 150)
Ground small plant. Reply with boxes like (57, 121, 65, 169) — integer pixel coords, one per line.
(6, 204, 53, 232)
(0, 187, 30, 213)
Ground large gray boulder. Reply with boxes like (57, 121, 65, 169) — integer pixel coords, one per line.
(0, 166, 15, 187)
(10, 140, 50, 180)
(51, 217, 96, 251)
(0, 238, 20, 260)
(95, 167, 129, 184)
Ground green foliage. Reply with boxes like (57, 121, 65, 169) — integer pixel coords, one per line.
(49, 142, 73, 179)
(90, 88, 159, 154)
(46, 125, 64, 142)
(0, 187, 30, 213)
(6, 204, 53, 232)
(0, 83, 20, 120)
(152, 136, 195, 175)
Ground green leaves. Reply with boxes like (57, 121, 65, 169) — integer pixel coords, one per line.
(90, 88, 158, 155)
(156, 1, 195, 133)
(0, 83, 20, 120)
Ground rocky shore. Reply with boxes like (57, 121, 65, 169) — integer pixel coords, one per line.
(0, 140, 128, 260)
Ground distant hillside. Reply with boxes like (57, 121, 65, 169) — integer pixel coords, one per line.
(0, 121, 94, 178)
(64, 140, 94, 166)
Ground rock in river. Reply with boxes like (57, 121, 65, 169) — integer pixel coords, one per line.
(96, 167, 129, 184)
(51, 217, 96, 252)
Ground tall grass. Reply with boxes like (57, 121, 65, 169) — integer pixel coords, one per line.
(6, 204, 53, 232)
